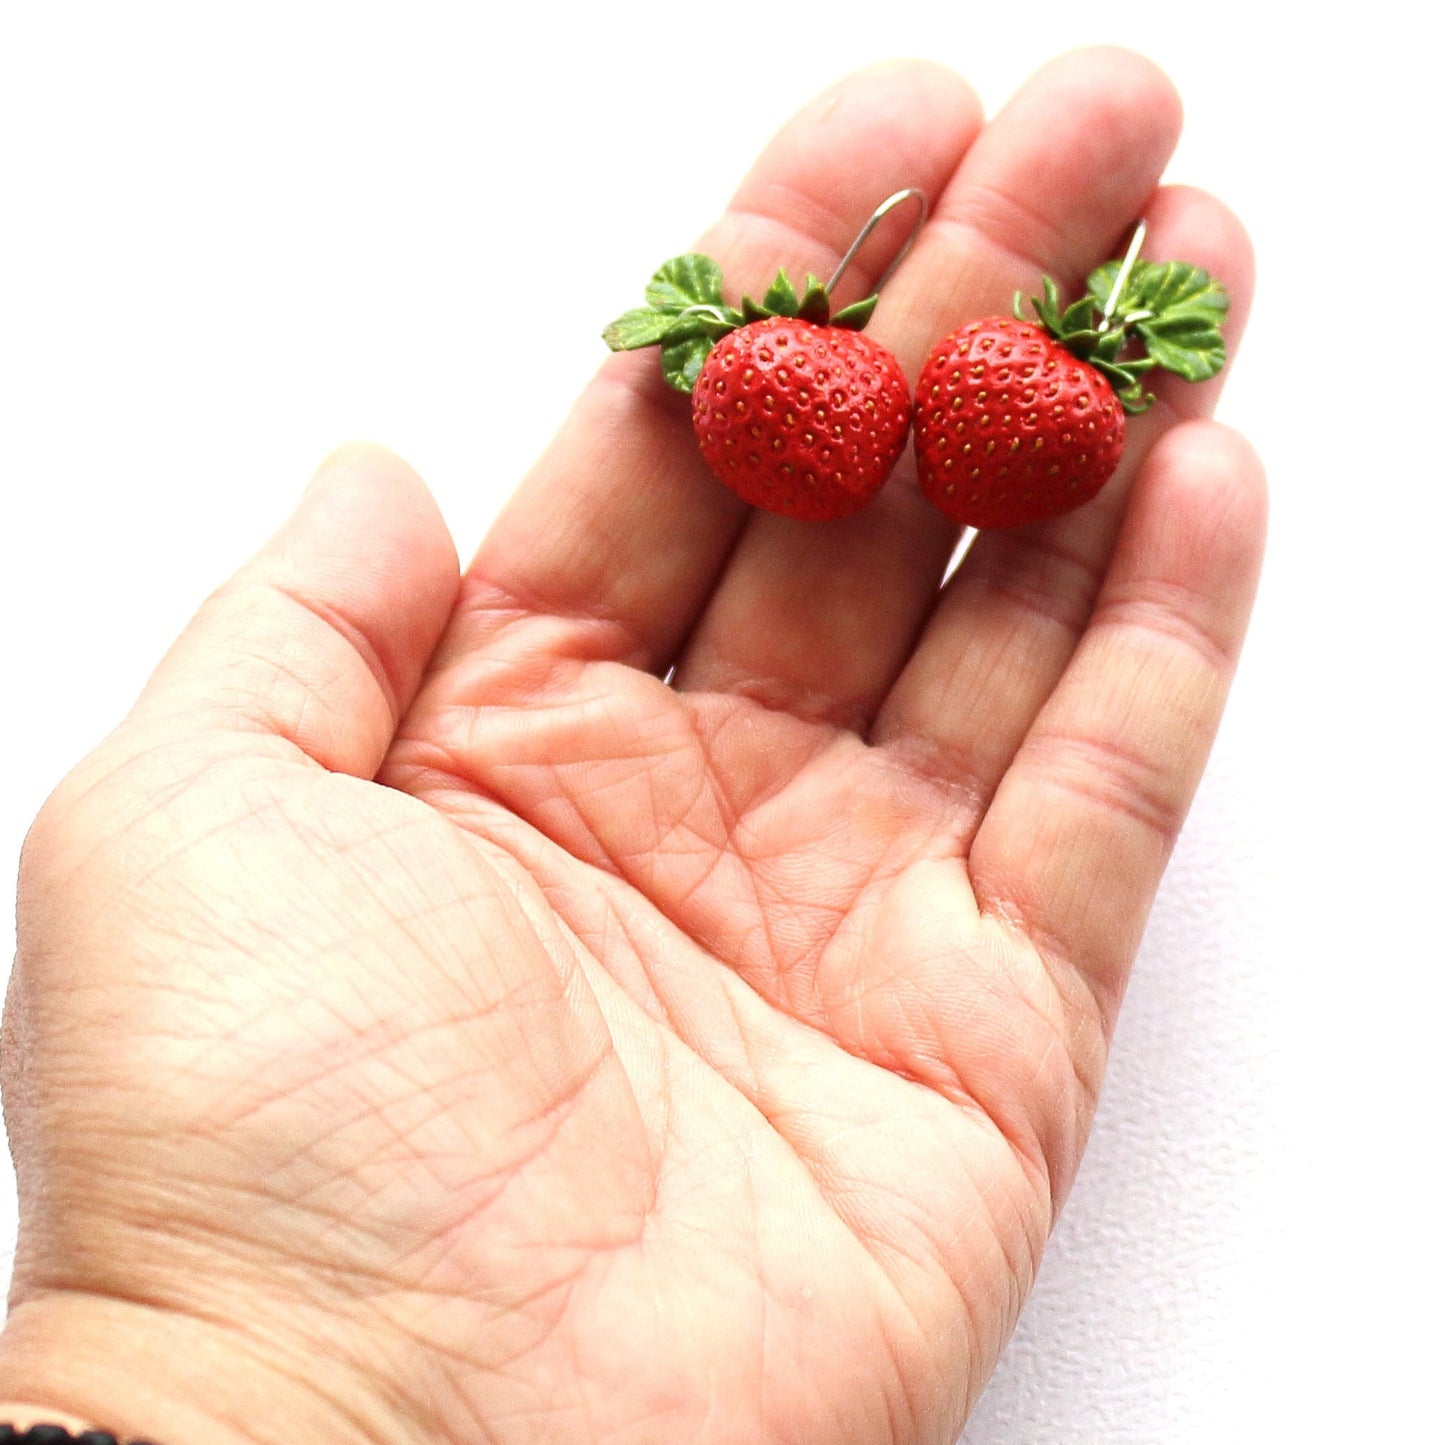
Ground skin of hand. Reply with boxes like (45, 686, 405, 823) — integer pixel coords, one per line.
(0, 48, 1264, 1445)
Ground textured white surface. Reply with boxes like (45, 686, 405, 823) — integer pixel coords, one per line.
(964, 736, 1288, 1443)
(2, 3, 1438, 1438)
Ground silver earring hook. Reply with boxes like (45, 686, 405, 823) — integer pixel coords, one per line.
(824, 188, 929, 298)
(1099, 220, 1148, 330)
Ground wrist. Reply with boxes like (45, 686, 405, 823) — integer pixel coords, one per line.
(0, 1291, 394, 1445)
(0, 1410, 125, 1437)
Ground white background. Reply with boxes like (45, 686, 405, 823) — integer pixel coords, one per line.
(1, 4, 1438, 1441)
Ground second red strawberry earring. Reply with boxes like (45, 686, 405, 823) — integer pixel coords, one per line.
(603, 191, 926, 522)
(913, 224, 1229, 529)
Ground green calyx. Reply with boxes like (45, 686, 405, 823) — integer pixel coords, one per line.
(1014, 259, 1229, 416)
(603, 254, 878, 394)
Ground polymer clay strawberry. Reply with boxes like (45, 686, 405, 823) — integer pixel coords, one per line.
(914, 241, 1229, 529)
(604, 255, 912, 521)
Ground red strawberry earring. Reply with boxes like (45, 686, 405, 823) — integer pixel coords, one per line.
(913, 222, 1230, 529)
(603, 190, 927, 521)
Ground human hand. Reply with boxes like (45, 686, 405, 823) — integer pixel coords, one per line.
(0, 49, 1264, 1445)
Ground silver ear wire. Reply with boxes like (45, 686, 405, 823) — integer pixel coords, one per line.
(824, 188, 929, 298)
(1099, 221, 1148, 330)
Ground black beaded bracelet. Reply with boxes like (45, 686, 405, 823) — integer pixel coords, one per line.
(0, 1426, 158, 1445)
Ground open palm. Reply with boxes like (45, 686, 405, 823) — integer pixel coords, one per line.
(1, 51, 1264, 1445)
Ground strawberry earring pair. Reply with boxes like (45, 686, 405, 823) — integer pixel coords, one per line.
(604, 197, 1228, 529)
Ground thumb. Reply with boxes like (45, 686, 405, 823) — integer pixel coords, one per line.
(135, 442, 459, 778)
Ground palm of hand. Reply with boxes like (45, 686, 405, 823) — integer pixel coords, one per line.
(378, 653, 1065, 1441)
(3, 52, 1263, 1445)
(21, 656, 1055, 1444)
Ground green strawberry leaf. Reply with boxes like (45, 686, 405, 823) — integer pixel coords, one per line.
(740, 294, 773, 324)
(1091, 355, 1152, 390)
(603, 307, 685, 352)
(1118, 384, 1154, 416)
(603, 304, 736, 352)
(1087, 258, 1170, 317)
(797, 276, 831, 326)
(831, 295, 878, 330)
(1059, 293, 1097, 336)
(670, 310, 737, 342)
(1092, 327, 1124, 363)
(1086, 258, 1228, 380)
(1017, 275, 1065, 333)
(1133, 261, 1229, 321)
(1134, 315, 1227, 381)
(1086, 259, 1127, 315)
(660, 334, 712, 394)
(1132, 263, 1228, 379)
(604, 253, 742, 356)
(645, 254, 727, 312)
(761, 269, 799, 316)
